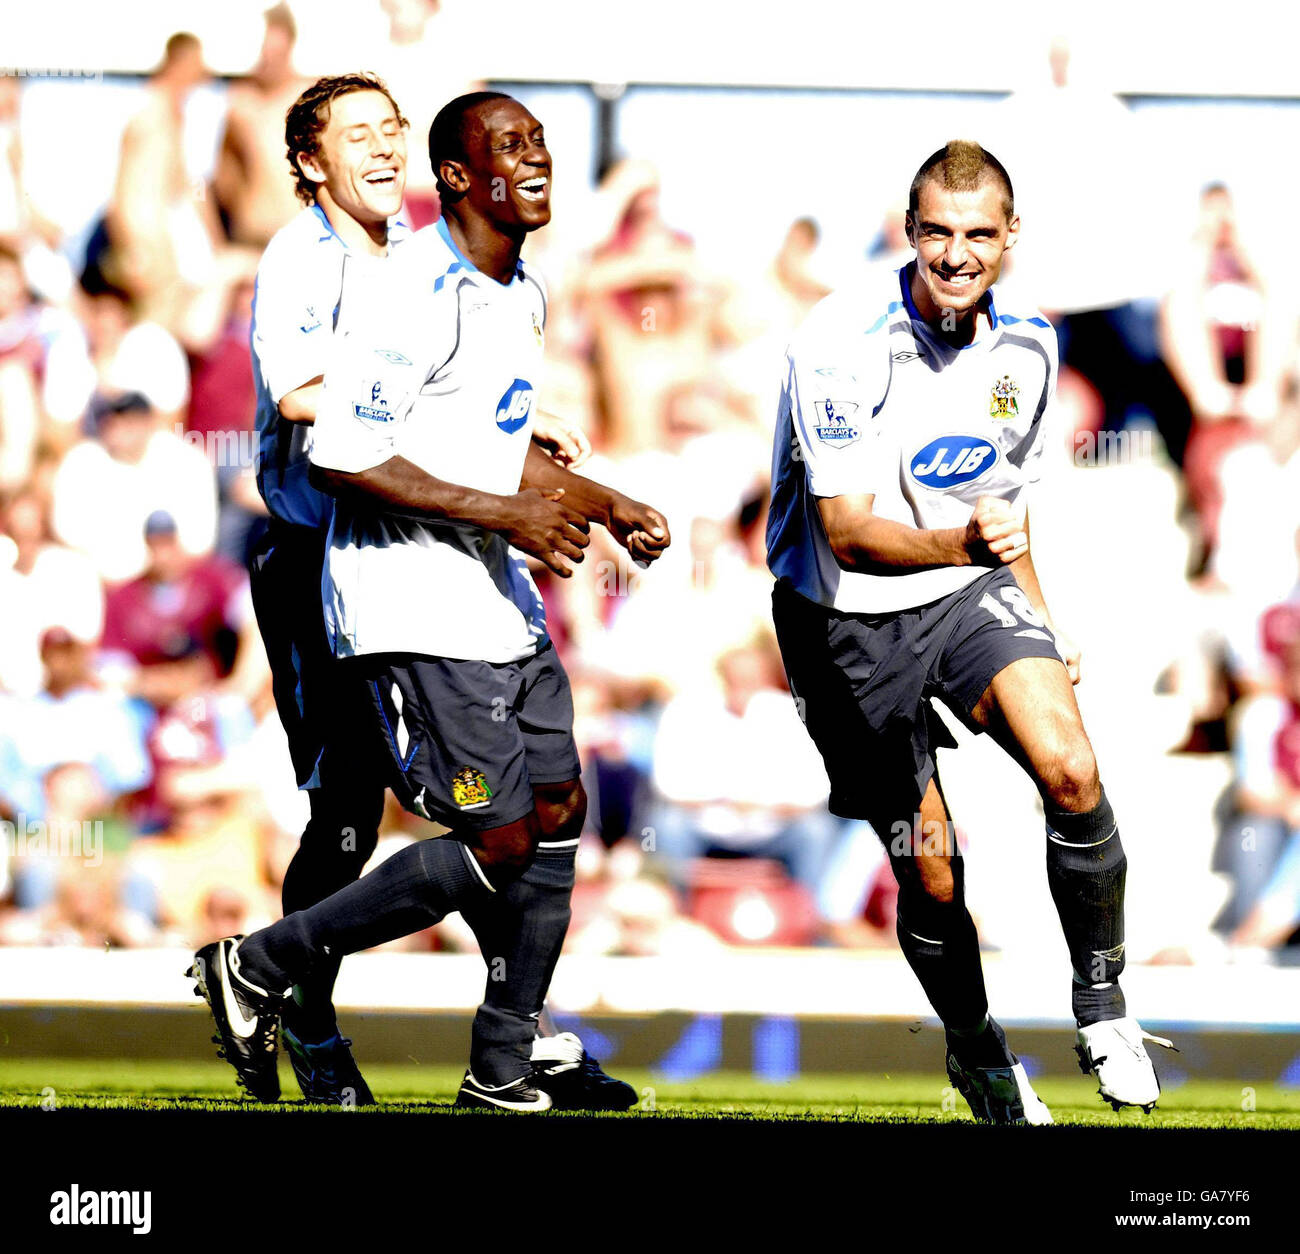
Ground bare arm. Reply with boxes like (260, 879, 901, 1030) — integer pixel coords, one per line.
(816, 493, 1026, 574)
(522, 442, 670, 563)
(309, 457, 591, 577)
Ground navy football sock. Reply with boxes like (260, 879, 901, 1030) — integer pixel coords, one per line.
(238, 837, 492, 992)
(894, 854, 990, 1036)
(460, 841, 576, 1086)
(279, 780, 383, 1042)
(1045, 787, 1128, 1027)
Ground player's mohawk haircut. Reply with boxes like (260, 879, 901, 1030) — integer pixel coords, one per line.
(909, 140, 1015, 220)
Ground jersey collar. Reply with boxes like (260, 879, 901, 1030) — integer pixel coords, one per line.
(899, 262, 999, 350)
(435, 217, 525, 286)
(310, 202, 412, 253)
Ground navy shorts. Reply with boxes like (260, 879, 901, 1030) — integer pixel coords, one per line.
(772, 569, 1063, 825)
(249, 520, 335, 788)
(337, 644, 582, 832)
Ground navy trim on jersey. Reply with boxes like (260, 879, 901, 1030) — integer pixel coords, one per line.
(435, 218, 524, 288)
(427, 275, 475, 385)
(898, 262, 999, 348)
(997, 332, 1053, 468)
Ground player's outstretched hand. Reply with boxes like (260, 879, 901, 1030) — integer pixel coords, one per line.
(501, 487, 591, 577)
(607, 494, 671, 566)
(964, 496, 1028, 566)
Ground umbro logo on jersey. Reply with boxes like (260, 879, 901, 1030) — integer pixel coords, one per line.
(910, 435, 999, 487)
(374, 348, 411, 365)
(891, 349, 925, 363)
(813, 398, 860, 447)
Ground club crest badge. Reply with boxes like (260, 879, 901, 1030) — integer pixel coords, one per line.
(451, 766, 492, 810)
(990, 375, 1019, 420)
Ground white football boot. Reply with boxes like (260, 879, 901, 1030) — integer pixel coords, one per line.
(1076, 1016, 1175, 1113)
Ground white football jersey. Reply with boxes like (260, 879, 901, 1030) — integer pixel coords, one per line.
(251, 204, 412, 529)
(310, 220, 550, 663)
(767, 263, 1058, 613)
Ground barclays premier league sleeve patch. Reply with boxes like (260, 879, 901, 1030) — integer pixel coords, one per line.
(353, 378, 402, 424)
(813, 398, 861, 447)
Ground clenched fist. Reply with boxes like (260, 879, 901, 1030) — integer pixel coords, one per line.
(964, 496, 1028, 566)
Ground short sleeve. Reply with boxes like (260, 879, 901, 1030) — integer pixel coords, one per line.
(1019, 326, 1059, 488)
(308, 256, 437, 475)
(252, 243, 336, 403)
(785, 306, 890, 500)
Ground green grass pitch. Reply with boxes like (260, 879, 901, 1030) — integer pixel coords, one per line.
(1, 1059, 1297, 1127)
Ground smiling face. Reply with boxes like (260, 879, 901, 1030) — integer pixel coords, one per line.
(298, 88, 407, 225)
(906, 178, 1019, 330)
(443, 98, 552, 234)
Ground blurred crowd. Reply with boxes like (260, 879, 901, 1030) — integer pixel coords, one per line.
(1, 8, 1299, 966)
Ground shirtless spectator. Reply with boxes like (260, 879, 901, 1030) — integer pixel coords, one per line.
(106, 33, 257, 349)
(214, 5, 310, 248)
(577, 161, 719, 456)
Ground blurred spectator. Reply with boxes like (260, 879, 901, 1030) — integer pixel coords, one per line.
(577, 161, 720, 455)
(104, 33, 258, 350)
(51, 392, 217, 582)
(99, 509, 257, 711)
(567, 875, 724, 957)
(1162, 184, 1275, 572)
(185, 276, 265, 564)
(0, 240, 41, 489)
(123, 698, 274, 940)
(0, 628, 151, 825)
(996, 36, 1191, 462)
(1222, 621, 1300, 948)
(649, 642, 838, 896)
(42, 270, 191, 434)
(214, 4, 311, 248)
(0, 487, 102, 697)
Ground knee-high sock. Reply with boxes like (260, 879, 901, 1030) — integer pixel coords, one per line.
(1045, 786, 1127, 1027)
(459, 840, 576, 1085)
(279, 778, 383, 1039)
(239, 837, 493, 992)
(893, 854, 989, 1036)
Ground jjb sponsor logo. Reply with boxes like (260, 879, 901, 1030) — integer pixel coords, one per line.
(813, 398, 860, 447)
(495, 378, 534, 433)
(910, 435, 998, 487)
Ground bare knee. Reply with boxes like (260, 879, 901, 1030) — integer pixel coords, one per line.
(1038, 736, 1101, 812)
(534, 779, 587, 843)
(471, 817, 540, 884)
(890, 851, 956, 906)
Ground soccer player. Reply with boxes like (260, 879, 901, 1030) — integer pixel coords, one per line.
(766, 140, 1171, 1124)
(197, 91, 670, 1111)
(243, 76, 604, 1106)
